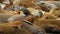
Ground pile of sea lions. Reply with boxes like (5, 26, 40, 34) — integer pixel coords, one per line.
(0, 0, 60, 34)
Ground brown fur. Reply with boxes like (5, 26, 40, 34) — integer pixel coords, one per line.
(0, 9, 19, 15)
(34, 19, 60, 31)
(0, 21, 33, 34)
(7, 15, 34, 23)
(50, 7, 60, 18)
(0, 0, 5, 3)
(20, 0, 41, 9)
(41, 12, 57, 20)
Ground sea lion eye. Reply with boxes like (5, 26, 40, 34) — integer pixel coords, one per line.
(45, 17, 49, 19)
(17, 12, 20, 14)
(55, 8, 59, 10)
(56, 8, 59, 10)
(13, 26, 19, 29)
(58, 15, 60, 17)
(41, 3, 45, 4)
